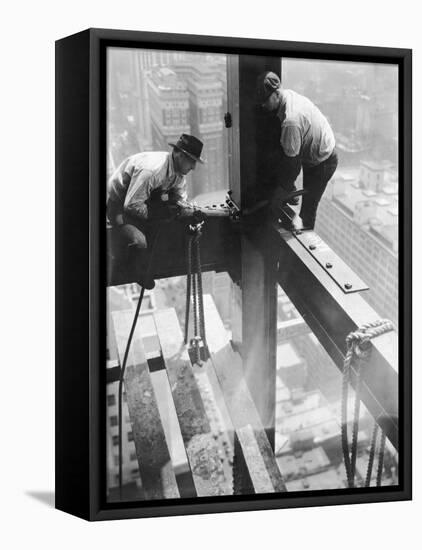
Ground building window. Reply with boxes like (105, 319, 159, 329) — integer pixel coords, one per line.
(112, 435, 119, 446)
(110, 415, 118, 427)
(107, 394, 116, 407)
(127, 431, 134, 442)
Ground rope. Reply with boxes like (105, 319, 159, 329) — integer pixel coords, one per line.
(376, 430, 387, 487)
(341, 319, 395, 488)
(365, 422, 379, 487)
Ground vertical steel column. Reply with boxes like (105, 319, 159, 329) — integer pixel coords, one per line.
(227, 55, 281, 449)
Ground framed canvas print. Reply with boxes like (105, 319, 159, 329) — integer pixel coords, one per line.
(55, 28, 412, 520)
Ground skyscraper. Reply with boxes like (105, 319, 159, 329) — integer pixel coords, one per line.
(315, 162, 398, 324)
(146, 67, 191, 149)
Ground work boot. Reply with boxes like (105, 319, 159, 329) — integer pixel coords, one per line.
(299, 215, 316, 231)
(138, 271, 155, 290)
(287, 194, 300, 206)
(299, 201, 317, 231)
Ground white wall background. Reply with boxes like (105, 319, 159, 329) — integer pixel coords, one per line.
(0, 1, 419, 548)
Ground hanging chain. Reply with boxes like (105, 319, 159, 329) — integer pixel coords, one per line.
(184, 221, 208, 366)
(195, 235, 207, 351)
(184, 236, 192, 345)
(341, 319, 395, 488)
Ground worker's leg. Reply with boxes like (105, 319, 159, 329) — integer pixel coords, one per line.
(300, 149, 338, 229)
(110, 224, 154, 288)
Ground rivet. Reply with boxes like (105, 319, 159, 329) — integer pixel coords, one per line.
(295, 230, 303, 235)
(326, 262, 333, 269)
(345, 283, 353, 290)
(309, 244, 316, 250)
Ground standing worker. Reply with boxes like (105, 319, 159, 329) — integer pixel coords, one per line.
(107, 133, 205, 288)
(255, 71, 338, 230)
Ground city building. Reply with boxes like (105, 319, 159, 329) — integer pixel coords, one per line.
(172, 62, 227, 194)
(146, 67, 191, 150)
(107, 48, 153, 173)
(315, 161, 399, 324)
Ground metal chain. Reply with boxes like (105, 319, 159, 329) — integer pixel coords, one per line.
(184, 222, 207, 366)
(341, 319, 395, 488)
(191, 241, 200, 364)
(195, 235, 207, 348)
(184, 236, 193, 345)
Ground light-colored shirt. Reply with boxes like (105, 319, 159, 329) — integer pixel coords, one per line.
(277, 89, 335, 166)
(107, 151, 187, 224)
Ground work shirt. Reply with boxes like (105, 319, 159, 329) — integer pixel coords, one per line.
(277, 89, 335, 166)
(107, 151, 188, 225)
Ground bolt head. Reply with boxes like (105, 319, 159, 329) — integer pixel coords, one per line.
(344, 283, 353, 290)
(326, 262, 333, 269)
(309, 244, 316, 250)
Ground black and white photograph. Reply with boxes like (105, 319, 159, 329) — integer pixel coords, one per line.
(4, 0, 422, 543)
(104, 44, 403, 505)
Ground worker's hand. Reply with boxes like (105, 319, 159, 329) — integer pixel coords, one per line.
(149, 203, 179, 222)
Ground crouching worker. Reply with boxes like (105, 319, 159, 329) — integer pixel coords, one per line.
(107, 134, 205, 288)
(255, 71, 338, 229)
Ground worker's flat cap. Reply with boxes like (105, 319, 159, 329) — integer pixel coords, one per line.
(255, 71, 281, 103)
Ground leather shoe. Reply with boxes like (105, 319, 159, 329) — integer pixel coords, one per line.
(138, 274, 155, 290)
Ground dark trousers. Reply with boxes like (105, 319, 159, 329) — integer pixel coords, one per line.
(300, 150, 338, 227)
(109, 223, 151, 284)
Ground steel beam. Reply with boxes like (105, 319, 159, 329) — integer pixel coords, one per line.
(274, 222, 399, 450)
(227, 55, 282, 449)
(112, 310, 180, 499)
(154, 308, 232, 497)
(204, 296, 287, 493)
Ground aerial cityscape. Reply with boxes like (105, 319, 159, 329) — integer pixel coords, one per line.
(106, 48, 399, 498)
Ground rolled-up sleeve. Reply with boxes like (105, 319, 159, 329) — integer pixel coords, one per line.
(107, 158, 131, 225)
(171, 178, 188, 204)
(124, 170, 157, 221)
(280, 125, 302, 157)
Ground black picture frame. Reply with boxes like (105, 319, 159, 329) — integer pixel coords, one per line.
(55, 27, 412, 521)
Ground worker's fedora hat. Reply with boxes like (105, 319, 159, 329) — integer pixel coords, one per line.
(169, 134, 205, 164)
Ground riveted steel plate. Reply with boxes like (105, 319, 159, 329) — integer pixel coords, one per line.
(292, 230, 369, 294)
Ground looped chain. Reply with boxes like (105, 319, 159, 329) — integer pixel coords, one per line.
(341, 319, 395, 488)
(184, 222, 208, 366)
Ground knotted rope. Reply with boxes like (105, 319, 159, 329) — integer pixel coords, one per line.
(341, 319, 395, 488)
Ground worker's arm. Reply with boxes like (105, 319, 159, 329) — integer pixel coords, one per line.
(168, 179, 189, 206)
(123, 169, 158, 222)
(107, 158, 131, 226)
(278, 124, 302, 189)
